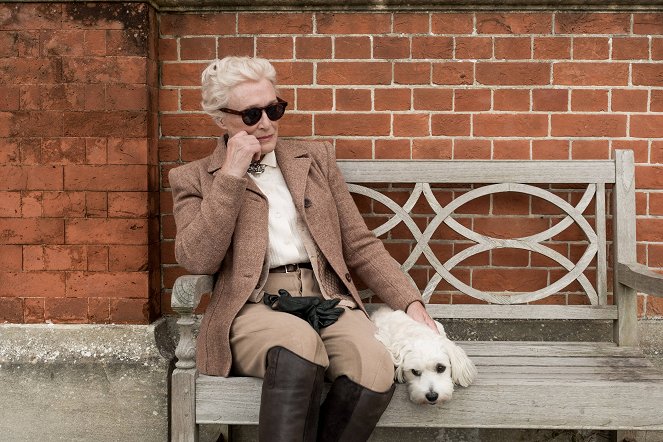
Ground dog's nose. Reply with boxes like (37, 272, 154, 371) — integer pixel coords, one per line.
(425, 391, 439, 403)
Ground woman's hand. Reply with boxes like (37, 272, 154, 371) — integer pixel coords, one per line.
(220, 131, 262, 177)
(406, 301, 439, 334)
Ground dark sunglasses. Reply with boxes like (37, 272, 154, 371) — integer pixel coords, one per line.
(219, 98, 288, 126)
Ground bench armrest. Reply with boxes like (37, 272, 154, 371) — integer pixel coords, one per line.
(171, 274, 214, 314)
(616, 262, 663, 298)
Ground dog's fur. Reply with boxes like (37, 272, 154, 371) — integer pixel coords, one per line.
(371, 307, 477, 405)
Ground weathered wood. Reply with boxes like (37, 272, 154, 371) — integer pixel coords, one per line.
(172, 369, 199, 442)
(596, 183, 608, 305)
(613, 150, 638, 346)
(617, 262, 663, 298)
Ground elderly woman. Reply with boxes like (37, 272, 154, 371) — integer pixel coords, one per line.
(169, 56, 436, 442)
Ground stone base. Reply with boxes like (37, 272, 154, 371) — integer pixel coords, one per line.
(0, 319, 174, 442)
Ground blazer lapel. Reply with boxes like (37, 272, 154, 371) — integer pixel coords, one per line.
(276, 139, 311, 214)
(207, 136, 264, 197)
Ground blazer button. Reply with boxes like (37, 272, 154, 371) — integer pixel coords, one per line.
(345, 273, 352, 282)
(304, 198, 312, 208)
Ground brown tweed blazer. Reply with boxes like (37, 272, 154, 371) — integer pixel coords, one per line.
(169, 137, 424, 376)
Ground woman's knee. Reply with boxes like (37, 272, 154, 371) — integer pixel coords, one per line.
(270, 322, 328, 367)
(331, 342, 395, 392)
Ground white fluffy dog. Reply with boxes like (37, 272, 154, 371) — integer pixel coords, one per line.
(371, 307, 477, 405)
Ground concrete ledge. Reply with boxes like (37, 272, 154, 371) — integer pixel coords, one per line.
(0, 319, 174, 442)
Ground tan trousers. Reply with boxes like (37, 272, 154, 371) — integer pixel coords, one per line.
(229, 268, 395, 392)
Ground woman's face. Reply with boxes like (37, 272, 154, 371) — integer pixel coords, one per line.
(218, 78, 280, 155)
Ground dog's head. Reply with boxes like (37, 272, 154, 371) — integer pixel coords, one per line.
(374, 309, 477, 406)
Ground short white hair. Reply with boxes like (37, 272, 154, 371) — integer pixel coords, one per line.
(200, 57, 277, 119)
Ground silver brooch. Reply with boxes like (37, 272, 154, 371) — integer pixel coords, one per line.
(247, 161, 266, 175)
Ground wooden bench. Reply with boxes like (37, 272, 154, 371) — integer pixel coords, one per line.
(170, 149, 663, 441)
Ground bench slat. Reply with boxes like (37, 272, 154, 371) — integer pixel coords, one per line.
(458, 341, 643, 357)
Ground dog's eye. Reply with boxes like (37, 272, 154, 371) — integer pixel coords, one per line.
(436, 364, 446, 373)
(411, 369, 421, 376)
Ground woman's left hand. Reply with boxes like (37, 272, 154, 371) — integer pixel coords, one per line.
(406, 301, 439, 334)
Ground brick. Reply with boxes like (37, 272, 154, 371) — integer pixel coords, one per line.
(40, 29, 85, 56)
(554, 63, 628, 86)
(44, 298, 87, 324)
(256, 37, 293, 60)
(647, 295, 663, 318)
(160, 13, 235, 36)
(66, 271, 148, 298)
(315, 114, 390, 136)
(394, 62, 431, 85)
(0, 4, 62, 30)
(636, 166, 663, 189)
(650, 193, 663, 216)
(431, 13, 473, 34)
(335, 89, 371, 111)
(334, 37, 371, 59)
(412, 139, 453, 160)
(375, 88, 411, 111)
(64, 165, 148, 191)
(393, 114, 429, 137)
(652, 37, 663, 59)
(88, 297, 110, 323)
(63, 111, 146, 137)
(633, 64, 663, 87)
(180, 37, 216, 60)
(85, 191, 107, 217)
(477, 13, 552, 34)
(107, 138, 148, 164)
(571, 89, 608, 112)
(613, 37, 649, 60)
(66, 219, 148, 245)
(532, 89, 568, 111)
(431, 114, 471, 136)
(20, 191, 42, 217)
(495, 37, 531, 60)
(651, 141, 663, 163)
(649, 244, 663, 270)
(454, 139, 490, 160)
(478, 62, 550, 86)
(106, 84, 148, 111)
(42, 191, 85, 217)
(22, 84, 86, 111)
(334, 139, 372, 160)
(572, 37, 609, 60)
(612, 89, 648, 112)
(0, 297, 23, 322)
(413, 88, 452, 111)
(494, 89, 530, 111)
(295, 37, 331, 59)
(108, 192, 148, 217)
(159, 88, 179, 112)
(6, 111, 64, 137)
(318, 62, 390, 85)
(572, 140, 610, 160)
(277, 114, 312, 137)
(45, 245, 87, 271)
(0, 218, 64, 244)
(239, 12, 312, 34)
(316, 13, 389, 34)
(552, 114, 626, 137)
(395, 13, 430, 34)
(24, 298, 45, 323)
(432, 62, 474, 85)
(474, 114, 548, 137)
(178, 89, 200, 112)
(158, 37, 177, 61)
(374, 36, 410, 59)
(493, 139, 530, 160)
(86, 245, 108, 271)
(110, 298, 149, 324)
(40, 138, 86, 165)
(631, 115, 663, 138)
(272, 61, 313, 85)
(555, 13, 630, 34)
(0, 139, 20, 164)
(160, 191, 173, 214)
(84, 30, 106, 56)
(109, 245, 149, 271)
(412, 37, 453, 59)
(0, 272, 65, 297)
(0, 57, 62, 84)
(180, 138, 216, 162)
(612, 140, 648, 163)
(161, 62, 206, 87)
(217, 36, 254, 58)
(0, 86, 20, 110)
(0, 191, 21, 217)
(634, 13, 663, 34)
(637, 218, 663, 241)
(297, 88, 333, 111)
(0, 245, 22, 271)
(532, 140, 570, 160)
(455, 89, 491, 112)
(454, 37, 492, 59)
(375, 139, 410, 160)
(62, 57, 146, 84)
(533, 37, 571, 59)
(84, 84, 105, 111)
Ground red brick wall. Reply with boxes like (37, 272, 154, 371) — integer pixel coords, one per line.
(0, 3, 160, 324)
(158, 11, 663, 318)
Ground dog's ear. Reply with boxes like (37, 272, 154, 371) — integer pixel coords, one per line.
(440, 338, 478, 387)
(434, 320, 447, 338)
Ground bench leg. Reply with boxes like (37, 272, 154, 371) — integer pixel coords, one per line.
(172, 368, 199, 442)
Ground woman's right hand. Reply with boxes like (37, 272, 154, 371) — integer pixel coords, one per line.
(220, 131, 262, 177)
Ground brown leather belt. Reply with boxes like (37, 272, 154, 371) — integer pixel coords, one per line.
(269, 262, 313, 273)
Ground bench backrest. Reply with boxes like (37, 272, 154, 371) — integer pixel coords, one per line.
(338, 150, 636, 341)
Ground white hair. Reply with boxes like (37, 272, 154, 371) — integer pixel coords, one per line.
(200, 56, 277, 119)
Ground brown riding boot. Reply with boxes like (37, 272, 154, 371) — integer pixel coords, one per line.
(258, 346, 325, 442)
(317, 375, 395, 442)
